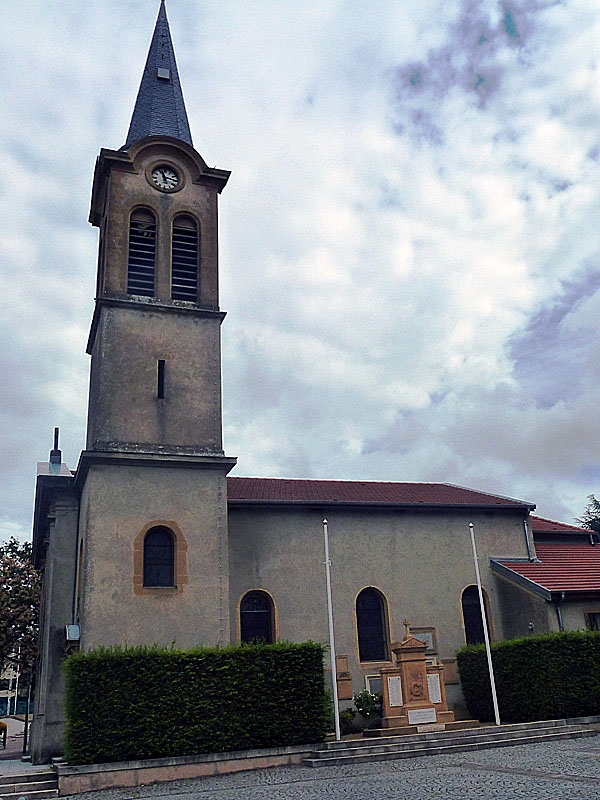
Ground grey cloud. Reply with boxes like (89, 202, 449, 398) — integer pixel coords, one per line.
(360, 377, 599, 522)
(392, 0, 554, 140)
(408, 109, 444, 146)
(552, 180, 572, 193)
(508, 264, 600, 407)
(0, 326, 85, 533)
(226, 335, 286, 412)
(579, 465, 600, 482)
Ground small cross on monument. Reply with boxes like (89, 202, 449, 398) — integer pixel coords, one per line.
(403, 619, 411, 639)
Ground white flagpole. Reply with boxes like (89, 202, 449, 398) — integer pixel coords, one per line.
(13, 645, 20, 715)
(323, 519, 341, 740)
(468, 522, 501, 726)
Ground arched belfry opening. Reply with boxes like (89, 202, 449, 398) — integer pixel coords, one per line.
(171, 214, 199, 301)
(127, 209, 156, 297)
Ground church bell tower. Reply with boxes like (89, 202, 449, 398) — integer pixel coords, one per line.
(76, 1, 236, 650)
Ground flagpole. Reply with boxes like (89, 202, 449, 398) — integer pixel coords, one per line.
(323, 519, 341, 740)
(468, 522, 501, 726)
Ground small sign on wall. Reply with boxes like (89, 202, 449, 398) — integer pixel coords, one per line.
(387, 675, 403, 707)
(427, 673, 442, 704)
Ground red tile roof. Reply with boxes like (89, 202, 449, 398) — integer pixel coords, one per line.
(530, 515, 584, 534)
(495, 542, 600, 595)
(227, 477, 533, 509)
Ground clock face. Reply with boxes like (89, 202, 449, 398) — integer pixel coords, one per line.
(151, 166, 180, 191)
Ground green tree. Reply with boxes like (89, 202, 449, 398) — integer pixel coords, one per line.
(576, 495, 600, 532)
(0, 538, 41, 681)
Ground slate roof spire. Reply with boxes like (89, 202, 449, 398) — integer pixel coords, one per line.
(123, 0, 193, 149)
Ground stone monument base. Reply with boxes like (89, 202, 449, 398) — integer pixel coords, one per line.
(363, 719, 479, 738)
(382, 709, 457, 728)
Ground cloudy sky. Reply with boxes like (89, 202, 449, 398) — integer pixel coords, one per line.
(1, 0, 599, 540)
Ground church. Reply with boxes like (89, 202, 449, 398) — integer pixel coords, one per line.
(29, 2, 600, 764)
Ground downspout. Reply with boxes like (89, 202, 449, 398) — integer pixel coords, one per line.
(523, 518, 534, 561)
(554, 591, 565, 632)
(71, 506, 81, 625)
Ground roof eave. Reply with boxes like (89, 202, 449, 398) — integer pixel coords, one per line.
(490, 559, 552, 600)
(89, 148, 135, 227)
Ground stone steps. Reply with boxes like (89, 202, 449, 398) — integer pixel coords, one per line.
(320, 724, 591, 756)
(334, 715, 599, 748)
(0, 770, 58, 799)
(304, 717, 600, 767)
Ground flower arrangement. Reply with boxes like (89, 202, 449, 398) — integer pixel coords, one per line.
(353, 689, 383, 720)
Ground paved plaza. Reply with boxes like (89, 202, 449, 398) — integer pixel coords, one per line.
(71, 737, 600, 800)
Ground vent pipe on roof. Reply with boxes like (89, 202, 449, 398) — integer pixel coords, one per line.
(49, 427, 61, 465)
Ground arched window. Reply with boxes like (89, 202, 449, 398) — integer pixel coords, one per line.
(127, 209, 156, 297)
(240, 590, 275, 644)
(356, 587, 389, 662)
(143, 526, 174, 587)
(462, 585, 490, 645)
(171, 214, 199, 302)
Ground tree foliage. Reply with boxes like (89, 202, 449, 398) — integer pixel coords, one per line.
(576, 494, 600, 531)
(0, 538, 41, 680)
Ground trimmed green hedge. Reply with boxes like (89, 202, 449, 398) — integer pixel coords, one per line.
(63, 641, 327, 765)
(457, 631, 600, 723)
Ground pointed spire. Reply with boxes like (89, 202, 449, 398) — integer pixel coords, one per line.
(123, 1, 193, 149)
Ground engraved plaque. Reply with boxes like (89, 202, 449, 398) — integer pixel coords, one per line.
(387, 675, 403, 707)
(427, 673, 442, 704)
(408, 707, 437, 725)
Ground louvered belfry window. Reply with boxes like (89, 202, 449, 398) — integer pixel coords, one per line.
(127, 209, 156, 297)
(171, 214, 199, 302)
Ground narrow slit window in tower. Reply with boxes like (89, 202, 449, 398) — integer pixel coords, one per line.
(171, 215, 199, 301)
(157, 359, 165, 399)
(127, 209, 156, 297)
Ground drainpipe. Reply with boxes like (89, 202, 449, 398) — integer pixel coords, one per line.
(554, 591, 565, 632)
(523, 518, 534, 561)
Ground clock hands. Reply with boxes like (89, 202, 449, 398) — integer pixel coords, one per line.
(151, 166, 179, 190)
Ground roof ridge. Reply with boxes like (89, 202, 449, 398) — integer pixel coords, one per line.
(442, 480, 536, 508)
(531, 514, 583, 530)
(228, 476, 510, 488)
